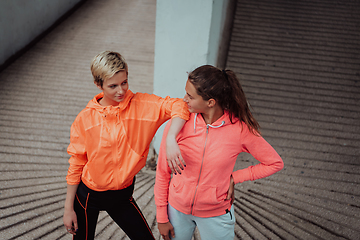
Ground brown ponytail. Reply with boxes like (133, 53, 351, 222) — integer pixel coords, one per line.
(188, 65, 260, 135)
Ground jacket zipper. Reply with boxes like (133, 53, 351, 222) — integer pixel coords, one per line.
(111, 111, 120, 189)
(191, 125, 209, 214)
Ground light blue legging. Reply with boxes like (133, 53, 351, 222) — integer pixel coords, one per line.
(168, 204, 235, 240)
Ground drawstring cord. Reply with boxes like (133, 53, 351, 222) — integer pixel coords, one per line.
(193, 113, 225, 133)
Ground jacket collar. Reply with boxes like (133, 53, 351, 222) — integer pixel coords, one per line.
(86, 90, 134, 112)
(193, 111, 238, 133)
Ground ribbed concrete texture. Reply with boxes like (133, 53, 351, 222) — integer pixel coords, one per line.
(0, 0, 359, 240)
(0, 0, 157, 239)
(229, 0, 360, 239)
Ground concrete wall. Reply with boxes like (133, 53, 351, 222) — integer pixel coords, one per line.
(0, 0, 83, 68)
(153, 0, 235, 152)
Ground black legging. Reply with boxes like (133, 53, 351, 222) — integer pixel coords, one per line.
(73, 179, 155, 240)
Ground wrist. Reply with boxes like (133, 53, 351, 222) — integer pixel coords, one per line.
(166, 132, 176, 139)
(64, 207, 74, 213)
(64, 201, 74, 211)
(166, 134, 176, 144)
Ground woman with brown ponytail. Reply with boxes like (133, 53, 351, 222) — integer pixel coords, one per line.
(154, 65, 284, 240)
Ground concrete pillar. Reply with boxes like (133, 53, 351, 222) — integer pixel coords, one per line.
(153, 0, 235, 152)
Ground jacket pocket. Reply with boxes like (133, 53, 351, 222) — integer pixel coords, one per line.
(169, 176, 194, 209)
(195, 185, 223, 207)
(170, 176, 185, 193)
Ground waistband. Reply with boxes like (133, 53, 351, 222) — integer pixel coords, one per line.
(78, 176, 135, 198)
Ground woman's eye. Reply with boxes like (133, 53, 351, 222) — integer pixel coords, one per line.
(110, 85, 117, 89)
(121, 81, 128, 85)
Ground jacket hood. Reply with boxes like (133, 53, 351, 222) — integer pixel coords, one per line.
(86, 90, 134, 112)
(193, 110, 239, 133)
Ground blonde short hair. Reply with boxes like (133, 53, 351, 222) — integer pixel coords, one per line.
(90, 51, 128, 87)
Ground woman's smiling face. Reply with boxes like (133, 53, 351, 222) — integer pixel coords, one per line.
(97, 71, 128, 106)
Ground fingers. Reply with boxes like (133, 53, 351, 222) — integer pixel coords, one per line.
(226, 192, 235, 205)
(226, 176, 235, 204)
(227, 189, 235, 204)
(161, 228, 175, 240)
(170, 227, 175, 238)
(158, 222, 175, 240)
(173, 156, 183, 174)
(161, 234, 171, 240)
(160, 230, 170, 240)
(65, 226, 76, 235)
(178, 154, 186, 169)
(167, 155, 186, 175)
(165, 138, 186, 175)
(166, 158, 177, 174)
(226, 186, 232, 200)
(73, 221, 78, 234)
(229, 190, 235, 205)
(226, 191, 231, 200)
(65, 222, 78, 235)
(74, 221, 78, 232)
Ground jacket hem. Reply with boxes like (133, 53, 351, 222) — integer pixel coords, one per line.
(168, 198, 232, 218)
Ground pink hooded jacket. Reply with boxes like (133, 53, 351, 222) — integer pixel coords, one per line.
(154, 112, 283, 223)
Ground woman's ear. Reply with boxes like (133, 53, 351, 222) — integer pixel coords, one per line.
(207, 99, 216, 108)
(95, 81, 103, 90)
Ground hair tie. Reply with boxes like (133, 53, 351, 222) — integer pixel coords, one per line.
(222, 69, 228, 82)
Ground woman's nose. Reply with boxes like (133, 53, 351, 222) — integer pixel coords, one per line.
(117, 87, 124, 94)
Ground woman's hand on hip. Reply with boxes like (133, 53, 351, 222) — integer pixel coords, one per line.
(226, 175, 235, 205)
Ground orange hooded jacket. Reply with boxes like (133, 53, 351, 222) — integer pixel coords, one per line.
(66, 90, 189, 191)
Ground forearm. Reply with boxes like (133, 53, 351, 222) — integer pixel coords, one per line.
(155, 175, 172, 223)
(166, 117, 185, 142)
(63, 184, 80, 234)
(64, 184, 79, 210)
(233, 126, 284, 184)
(155, 127, 173, 223)
(232, 148, 283, 184)
(165, 117, 186, 173)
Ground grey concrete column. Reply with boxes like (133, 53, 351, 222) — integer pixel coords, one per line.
(153, 0, 235, 152)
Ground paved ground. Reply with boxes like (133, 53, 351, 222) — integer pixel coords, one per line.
(0, 0, 359, 239)
(229, 1, 360, 239)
